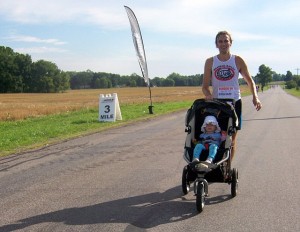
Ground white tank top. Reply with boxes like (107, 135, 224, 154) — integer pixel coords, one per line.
(211, 55, 241, 100)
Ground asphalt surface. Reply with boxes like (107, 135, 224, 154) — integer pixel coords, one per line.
(0, 86, 299, 232)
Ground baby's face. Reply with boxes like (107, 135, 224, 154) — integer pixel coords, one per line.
(205, 123, 217, 133)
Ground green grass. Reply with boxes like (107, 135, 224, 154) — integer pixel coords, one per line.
(2, 85, 278, 157)
(284, 88, 300, 98)
(0, 101, 193, 157)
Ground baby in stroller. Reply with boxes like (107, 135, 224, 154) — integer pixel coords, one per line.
(182, 99, 239, 212)
(191, 115, 226, 169)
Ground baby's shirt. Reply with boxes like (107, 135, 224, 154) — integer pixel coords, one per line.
(199, 132, 221, 146)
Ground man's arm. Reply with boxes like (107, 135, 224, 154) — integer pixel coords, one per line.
(202, 57, 213, 99)
(236, 56, 262, 111)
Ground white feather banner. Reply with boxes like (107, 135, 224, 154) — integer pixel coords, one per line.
(124, 6, 150, 87)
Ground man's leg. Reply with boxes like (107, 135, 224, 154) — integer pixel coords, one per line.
(231, 132, 238, 161)
(232, 99, 241, 161)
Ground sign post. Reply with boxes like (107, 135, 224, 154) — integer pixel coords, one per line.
(99, 93, 122, 122)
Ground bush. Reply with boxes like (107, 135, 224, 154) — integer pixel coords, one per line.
(285, 80, 297, 89)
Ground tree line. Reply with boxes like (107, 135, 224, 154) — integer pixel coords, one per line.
(68, 70, 203, 89)
(0, 46, 69, 93)
(0, 45, 298, 93)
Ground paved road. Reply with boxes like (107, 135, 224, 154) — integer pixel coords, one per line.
(0, 87, 299, 232)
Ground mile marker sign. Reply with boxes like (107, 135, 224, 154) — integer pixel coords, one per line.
(99, 93, 122, 122)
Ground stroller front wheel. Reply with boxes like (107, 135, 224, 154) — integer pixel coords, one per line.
(182, 166, 190, 195)
(196, 181, 205, 212)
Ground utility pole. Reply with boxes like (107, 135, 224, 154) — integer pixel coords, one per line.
(296, 68, 300, 76)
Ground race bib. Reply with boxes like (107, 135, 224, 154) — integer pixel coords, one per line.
(217, 86, 234, 99)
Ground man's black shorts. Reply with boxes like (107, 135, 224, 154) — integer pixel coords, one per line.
(235, 99, 242, 130)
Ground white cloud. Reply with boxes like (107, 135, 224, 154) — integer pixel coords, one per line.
(1, 0, 81, 22)
(0, 0, 295, 38)
(0, 0, 241, 34)
(15, 46, 67, 54)
(0, 0, 126, 28)
(6, 35, 66, 45)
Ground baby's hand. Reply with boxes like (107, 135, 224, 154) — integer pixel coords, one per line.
(221, 131, 227, 141)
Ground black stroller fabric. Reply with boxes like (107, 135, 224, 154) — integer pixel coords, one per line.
(186, 98, 237, 132)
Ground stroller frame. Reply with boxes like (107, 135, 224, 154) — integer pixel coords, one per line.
(182, 99, 239, 212)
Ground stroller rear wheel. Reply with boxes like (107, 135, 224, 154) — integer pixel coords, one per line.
(231, 168, 238, 197)
(182, 166, 190, 195)
(196, 181, 205, 212)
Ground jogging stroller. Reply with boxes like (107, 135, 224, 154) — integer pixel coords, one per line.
(182, 99, 239, 212)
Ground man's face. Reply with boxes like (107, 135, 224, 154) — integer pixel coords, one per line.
(216, 34, 231, 53)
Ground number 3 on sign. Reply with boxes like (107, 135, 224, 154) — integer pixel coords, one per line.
(99, 93, 122, 122)
(104, 105, 110, 113)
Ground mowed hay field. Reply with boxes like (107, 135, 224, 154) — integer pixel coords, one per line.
(0, 86, 252, 156)
(0, 86, 252, 121)
(0, 87, 203, 121)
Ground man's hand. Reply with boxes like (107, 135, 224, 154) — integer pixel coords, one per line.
(205, 95, 213, 100)
(253, 97, 262, 111)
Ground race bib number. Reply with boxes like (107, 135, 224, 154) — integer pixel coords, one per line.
(217, 86, 234, 99)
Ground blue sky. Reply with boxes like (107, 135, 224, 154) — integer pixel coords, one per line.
(1, 0, 299, 78)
